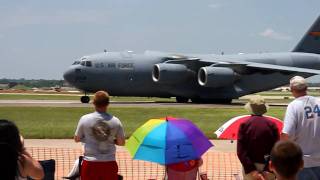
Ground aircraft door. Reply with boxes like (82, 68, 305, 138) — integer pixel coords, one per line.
(117, 62, 136, 93)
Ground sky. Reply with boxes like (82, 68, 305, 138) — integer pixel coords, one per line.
(0, 0, 319, 80)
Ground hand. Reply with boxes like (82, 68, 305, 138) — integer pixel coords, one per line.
(20, 135, 26, 152)
(249, 171, 265, 180)
(198, 158, 203, 167)
(262, 171, 275, 179)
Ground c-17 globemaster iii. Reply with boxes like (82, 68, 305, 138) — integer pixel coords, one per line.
(64, 16, 320, 104)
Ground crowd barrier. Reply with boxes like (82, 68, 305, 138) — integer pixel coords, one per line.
(28, 147, 242, 179)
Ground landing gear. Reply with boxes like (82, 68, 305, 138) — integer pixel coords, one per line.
(176, 96, 189, 103)
(80, 95, 90, 103)
(191, 98, 202, 103)
(216, 99, 232, 104)
(191, 98, 232, 104)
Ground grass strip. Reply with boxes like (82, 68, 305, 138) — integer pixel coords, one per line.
(0, 106, 286, 139)
(0, 94, 174, 102)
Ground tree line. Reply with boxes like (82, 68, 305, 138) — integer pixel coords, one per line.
(0, 79, 64, 88)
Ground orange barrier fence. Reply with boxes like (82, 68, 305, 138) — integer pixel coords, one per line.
(28, 147, 242, 179)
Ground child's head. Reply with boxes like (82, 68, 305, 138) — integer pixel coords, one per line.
(269, 140, 303, 179)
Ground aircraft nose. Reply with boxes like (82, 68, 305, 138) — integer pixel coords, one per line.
(63, 69, 75, 83)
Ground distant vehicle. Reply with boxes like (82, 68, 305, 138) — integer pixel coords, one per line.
(64, 16, 320, 103)
(274, 87, 290, 92)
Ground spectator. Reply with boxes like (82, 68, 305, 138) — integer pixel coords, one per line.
(237, 95, 279, 180)
(281, 76, 320, 179)
(74, 91, 125, 180)
(166, 158, 203, 180)
(269, 140, 303, 180)
(0, 119, 44, 180)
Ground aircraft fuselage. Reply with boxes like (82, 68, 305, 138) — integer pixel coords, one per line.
(63, 51, 320, 101)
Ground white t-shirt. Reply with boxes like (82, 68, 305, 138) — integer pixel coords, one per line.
(75, 111, 125, 161)
(283, 95, 320, 168)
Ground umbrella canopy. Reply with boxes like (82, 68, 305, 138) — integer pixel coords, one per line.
(126, 117, 213, 165)
(214, 115, 283, 140)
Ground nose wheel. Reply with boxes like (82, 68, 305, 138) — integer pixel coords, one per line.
(80, 96, 90, 103)
(176, 96, 189, 103)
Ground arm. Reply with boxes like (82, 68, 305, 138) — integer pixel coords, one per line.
(74, 117, 84, 143)
(272, 123, 280, 142)
(282, 104, 297, 141)
(264, 123, 280, 172)
(197, 158, 203, 167)
(115, 120, 126, 146)
(237, 124, 256, 174)
(19, 150, 44, 179)
(115, 137, 125, 146)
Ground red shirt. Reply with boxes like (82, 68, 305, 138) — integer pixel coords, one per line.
(237, 115, 279, 174)
(167, 159, 199, 172)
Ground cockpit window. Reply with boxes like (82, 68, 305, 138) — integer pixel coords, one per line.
(85, 61, 92, 67)
(72, 61, 80, 65)
(79, 61, 92, 67)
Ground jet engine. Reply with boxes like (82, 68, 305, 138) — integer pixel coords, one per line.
(198, 67, 237, 88)
(152, 64, 192, 84)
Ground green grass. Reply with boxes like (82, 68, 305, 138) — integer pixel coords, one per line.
(257, 90, 320, 97)
(0, 94, 175, 102)
(0, 106, 286, 139)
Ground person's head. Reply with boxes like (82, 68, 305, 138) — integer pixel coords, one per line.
(289, 76, 307, 98)
(269, 140, 303, 180)
(93, 91, 110, 112)
(0, 119, 23, 180)
(244, 95, 268, 115)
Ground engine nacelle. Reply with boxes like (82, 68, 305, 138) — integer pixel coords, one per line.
(152, 64, 192, 84)
(198, 67, 237, 88)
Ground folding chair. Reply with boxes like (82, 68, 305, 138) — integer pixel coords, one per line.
(28, 159, 55, 180)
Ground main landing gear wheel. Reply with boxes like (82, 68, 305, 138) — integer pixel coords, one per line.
(176, 96, 189, 103)
(80, 96, 90, 103)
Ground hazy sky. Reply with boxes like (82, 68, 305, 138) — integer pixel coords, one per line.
(0, 0, 319, 80)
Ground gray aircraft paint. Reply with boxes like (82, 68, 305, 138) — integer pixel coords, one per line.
(64, 16, 320, 103)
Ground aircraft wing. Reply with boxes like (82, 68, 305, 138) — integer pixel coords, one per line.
(198, 59, 320, 75)
(245, 62, 320, 74)
(163, 54, 320, 75)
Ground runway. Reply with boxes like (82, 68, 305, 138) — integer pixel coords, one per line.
(0, 99, 288, 108)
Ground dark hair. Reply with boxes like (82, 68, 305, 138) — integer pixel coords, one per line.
(271, 140, 303, 179)
(0, 119, 23, 180)
(93, 91, 110, 108)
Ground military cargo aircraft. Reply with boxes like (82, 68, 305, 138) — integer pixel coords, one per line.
(64, 16, 320, 103)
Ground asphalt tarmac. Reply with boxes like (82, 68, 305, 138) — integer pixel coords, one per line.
(0, 99, 289, 108)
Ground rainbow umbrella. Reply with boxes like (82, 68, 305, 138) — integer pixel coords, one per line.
(126, 117, 213, 165)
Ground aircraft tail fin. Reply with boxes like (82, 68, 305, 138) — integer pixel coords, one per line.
(293, 16, 320, 54)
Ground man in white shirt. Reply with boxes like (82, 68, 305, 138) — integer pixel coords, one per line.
(74, 91, 125, 180)
(282, 76, 320, 180)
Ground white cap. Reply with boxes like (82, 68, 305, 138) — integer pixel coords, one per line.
(290, 76, 307, 90)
